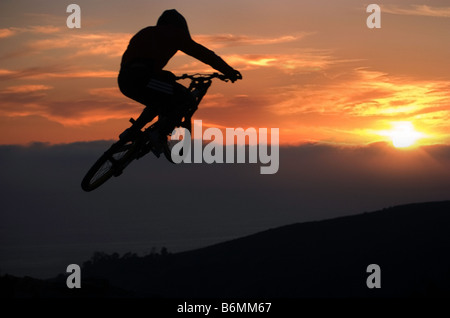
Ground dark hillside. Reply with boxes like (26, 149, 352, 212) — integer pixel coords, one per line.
(2, 201, 450, 298)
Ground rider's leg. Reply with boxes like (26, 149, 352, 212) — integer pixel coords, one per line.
(119, 106, 158, 141)
(133, 106, 158, 130)
(157, 83, 195, 135)
(144, 88, 188, 153)
(118, 67, 158, 141)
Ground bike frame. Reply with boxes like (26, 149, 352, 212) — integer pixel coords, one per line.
(135, 73, 227, 149)
(81, 73, 228, 192)
(174, 73, 227, 131)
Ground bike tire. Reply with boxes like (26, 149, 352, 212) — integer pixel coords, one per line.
(81, 140, 138, 192)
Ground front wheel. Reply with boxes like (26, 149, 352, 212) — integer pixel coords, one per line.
(81, 140, 138, 192)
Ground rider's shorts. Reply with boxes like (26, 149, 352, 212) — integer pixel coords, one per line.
(118, 60, 192, 115)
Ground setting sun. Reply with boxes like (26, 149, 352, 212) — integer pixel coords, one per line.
(383, 122, 424, 148)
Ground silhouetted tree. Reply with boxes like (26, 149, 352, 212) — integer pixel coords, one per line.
(161, 247, 168, 257)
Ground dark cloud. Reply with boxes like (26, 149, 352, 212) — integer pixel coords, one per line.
(0, 89, 139, 125)
(0, 91, 47, 105)
(0, 142, 449, 278)
(0, 67, 51, 81)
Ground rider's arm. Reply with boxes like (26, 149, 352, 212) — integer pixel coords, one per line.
(180, 37, 236, 77)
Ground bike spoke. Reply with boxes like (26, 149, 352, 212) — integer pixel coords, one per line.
(90, 160, 113, 184)
(81, 141, 138, 191)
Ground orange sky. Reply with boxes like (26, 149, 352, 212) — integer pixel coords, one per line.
(1, 0, 450, 146)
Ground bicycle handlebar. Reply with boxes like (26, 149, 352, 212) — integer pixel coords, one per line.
(175, 72, 229, 82)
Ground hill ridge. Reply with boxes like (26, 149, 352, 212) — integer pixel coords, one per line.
(2, 200, 450, 298)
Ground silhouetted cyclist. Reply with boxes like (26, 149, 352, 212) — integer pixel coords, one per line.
(118, 9, 242, 148)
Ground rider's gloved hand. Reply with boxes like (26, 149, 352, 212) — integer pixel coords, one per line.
(226, 69, 242, 83)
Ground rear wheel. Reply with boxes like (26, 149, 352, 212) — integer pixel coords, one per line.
(81, 140, 138, 192)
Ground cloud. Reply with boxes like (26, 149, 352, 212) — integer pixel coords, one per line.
(0, 69, 15, 76)
(0, 81, 138, 126)
(0, 85, 53, 112)
(26, 32, 131, 58)
(26, 32, 310, 59)
(24, 25, 61, 34)
(88, 87, 124, 99)
(0, 28, 16, 39)
(0, 97, 139, 126)
(226, 51, 336, 72)
(0, 67, 117, 81)
(1, 84, 53, 94)
(55, 70, 117, 79)
(195, 93, 227, 109)
(0, 29, 131, 61)
(383, 5, 450, 18)
(1, 30, 311, 65)
(44, 100, 140, 126)
(257, 67, 450, 145)
(172, 50, 337, 74)
(167, 51, 450, 146)
(0, 25, 61, 39)
(266, 68, 450, 117)
(194, 33, 311, 48)
(0, 11, 448, 147)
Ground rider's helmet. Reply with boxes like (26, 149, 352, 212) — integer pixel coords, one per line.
(157, 9, 190, 36)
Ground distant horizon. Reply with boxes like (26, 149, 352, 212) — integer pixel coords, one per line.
(1, 141, 449, 279)
(1, 0, 450, 146)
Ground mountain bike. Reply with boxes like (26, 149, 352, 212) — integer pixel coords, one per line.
(81, 73, 229, 192)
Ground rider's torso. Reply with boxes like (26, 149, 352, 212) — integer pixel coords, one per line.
(121, 25, 188, 71)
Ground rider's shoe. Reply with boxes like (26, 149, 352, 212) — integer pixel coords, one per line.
(119, 127, 139, 141)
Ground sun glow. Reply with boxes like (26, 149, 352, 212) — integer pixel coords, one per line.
(380, 122, 424, 148)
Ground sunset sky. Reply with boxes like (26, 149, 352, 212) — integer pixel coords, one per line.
(1, 1, 450, 280)
(1, 0, 449, 146)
